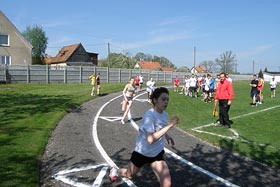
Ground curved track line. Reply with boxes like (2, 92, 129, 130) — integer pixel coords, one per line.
(92, 94, 137, 187)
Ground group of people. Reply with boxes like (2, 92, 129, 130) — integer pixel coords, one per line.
(175, 73, 223, 103)
(250, 74, 278, 106)
(174, 73, 234, 128)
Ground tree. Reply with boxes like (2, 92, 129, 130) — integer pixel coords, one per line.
(215, 51, 237, 73)
(258, 69, 263, 78)
(22, 25, 48, 64)
(176, 66, 190, 72)
(199, 60, 216, 73)
(154, 56, 175, 68)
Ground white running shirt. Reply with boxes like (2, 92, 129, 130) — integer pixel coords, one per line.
(134, 108, 168, 157)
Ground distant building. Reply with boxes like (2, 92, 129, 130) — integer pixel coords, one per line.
(0, 11, 32, 66)
(263, 71, 280, 82)
(44, 43, 98, 69)
(190, 66, 207, 74)
(134, 61, 174, 72)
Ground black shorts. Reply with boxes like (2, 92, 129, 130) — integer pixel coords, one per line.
(130, 150, 165, 168)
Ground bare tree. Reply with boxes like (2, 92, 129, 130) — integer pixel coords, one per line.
(199, 60, 216, 73)
(215, 51, 237, 73)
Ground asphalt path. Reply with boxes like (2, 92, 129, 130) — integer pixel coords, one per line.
(40, 90, 280, 187)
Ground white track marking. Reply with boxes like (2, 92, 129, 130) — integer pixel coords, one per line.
(99, 116, 123, 122)
(191, 105, 280, 147)
(53, 164, 108, 187)
(92, 166, 109, 187)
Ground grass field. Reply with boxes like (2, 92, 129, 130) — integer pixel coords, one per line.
(167, 81, 280, 167)
(0, 81, 279, 186)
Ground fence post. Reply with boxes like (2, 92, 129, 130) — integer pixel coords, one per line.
(27, 65, 30, 83)
(107, 67, 109, 83)
(130, 69, 132, 79)
(3, 65, 7, 82)
(46, 65, 49, 84)
(79, 66, 82, 83)
(164, 71, 166, 83)
(119, 68, 121, 83)
(64, 66, 67, 84)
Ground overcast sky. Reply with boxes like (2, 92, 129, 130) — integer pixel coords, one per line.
(2, 0, 280, 73)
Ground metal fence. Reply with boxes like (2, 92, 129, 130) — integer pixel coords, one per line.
(0, 65, 252, 84)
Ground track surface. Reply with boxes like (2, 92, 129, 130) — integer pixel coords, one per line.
(40, 91, 280, 187)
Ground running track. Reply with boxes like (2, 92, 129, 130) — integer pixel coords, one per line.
(40, 90, 280, 187)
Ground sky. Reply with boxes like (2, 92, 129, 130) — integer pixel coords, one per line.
(1, 0, 280, 73)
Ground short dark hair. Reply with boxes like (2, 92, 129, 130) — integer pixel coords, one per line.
(150, 87, 169, 105)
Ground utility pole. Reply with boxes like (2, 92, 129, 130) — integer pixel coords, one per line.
(193, 46, 196, 68)
(252, 60, 255, 74)
(107, 42, 110, 68)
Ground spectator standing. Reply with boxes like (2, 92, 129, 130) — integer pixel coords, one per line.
(269, 77, 277, 98)
(109, 87, 179, 187)
(135, 75, 140, 92)
(96, 73, 101, 95)
(209, 74, 215, 100)
(139, 74, 144, 91)
(88, 73, 96, 96)
(189, 74, 197, 98)
(226, 73, 232, 83)
(184, 75, 190, 96)
(146, 77, 156, 102)
(214, 72, 234, 128)
(257, 74, 265, 104)
(250, 74, 258, 106)
(173, 76, 180, 92)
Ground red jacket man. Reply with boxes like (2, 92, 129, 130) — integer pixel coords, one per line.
(214, 72, 234, 128)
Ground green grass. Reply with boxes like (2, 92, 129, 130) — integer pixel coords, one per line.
(166, 81, 280, 167)
(0, 83, 127, 187)
(0, 81, 279, 186)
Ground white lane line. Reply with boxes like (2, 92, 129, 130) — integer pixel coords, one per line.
(92, 94, 137, 187)
(191, 105, 280, 145)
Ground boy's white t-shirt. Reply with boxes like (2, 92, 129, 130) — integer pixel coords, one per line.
(134, 108, 168, 157)
(270, 80, 277, 88)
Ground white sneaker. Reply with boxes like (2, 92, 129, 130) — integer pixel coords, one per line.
(109, 167, 118, 182)
(121, 119, 125, 125)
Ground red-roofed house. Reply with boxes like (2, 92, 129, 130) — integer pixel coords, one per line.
(134, 61, 173, 72)
(191, 66, 207, 74)
(45, 43, 98, 69)
(161, 67, 174, 72)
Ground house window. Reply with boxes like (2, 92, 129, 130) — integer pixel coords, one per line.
(1, 56, 11, 66)
(0, 34, 9, 46)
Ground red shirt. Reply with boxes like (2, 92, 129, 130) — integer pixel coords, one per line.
(174, 78, 180, 86)
(214, 79, 234, 101)
(135, 77, 140, 84)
